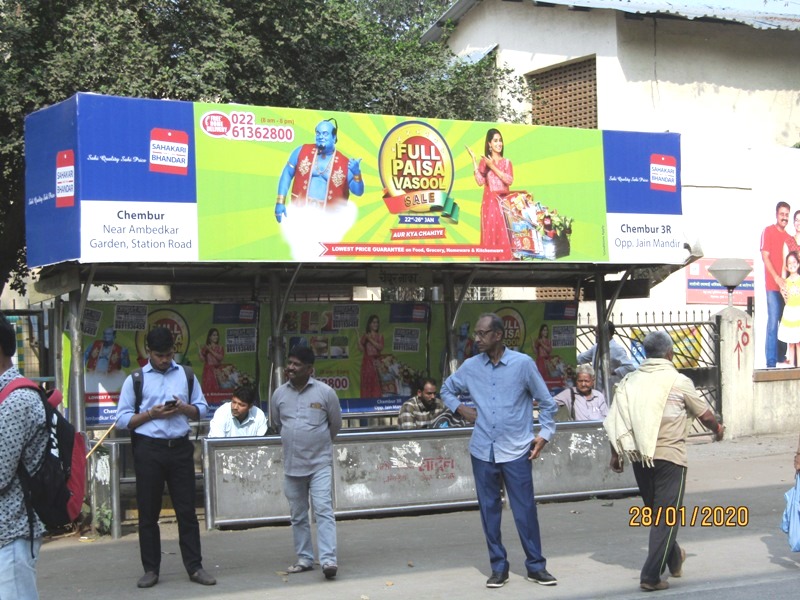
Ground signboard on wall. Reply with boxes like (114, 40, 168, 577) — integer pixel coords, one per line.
(686, 258, 754, 305)
(26, 93, 684, 267)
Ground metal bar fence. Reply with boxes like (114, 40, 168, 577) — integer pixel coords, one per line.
(576, 314, 720, 437)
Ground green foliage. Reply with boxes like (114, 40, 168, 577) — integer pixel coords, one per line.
(0, 0, 531, 294)
(94, 502, 113, 536)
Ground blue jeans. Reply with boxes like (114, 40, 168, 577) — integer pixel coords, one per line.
(283, 466, 337, 567)
(766, 290, 787, 367)
(0, 537, 42, 600)
(471, 452, 546, 575)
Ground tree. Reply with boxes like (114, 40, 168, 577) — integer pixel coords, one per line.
(0, 0, 530, 295)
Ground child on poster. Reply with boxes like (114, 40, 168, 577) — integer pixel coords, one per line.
(778, 251, 800, 367)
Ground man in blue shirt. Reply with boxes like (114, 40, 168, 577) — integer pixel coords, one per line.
(116, 327, 215, 589)
(441, 313, 558, 589)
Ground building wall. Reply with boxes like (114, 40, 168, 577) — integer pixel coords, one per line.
(446, 0, 800, 317)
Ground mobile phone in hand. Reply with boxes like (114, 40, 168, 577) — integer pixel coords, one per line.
(164, 400, 178, 408)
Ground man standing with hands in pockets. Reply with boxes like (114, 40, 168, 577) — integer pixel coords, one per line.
(441, 313, 558, 589)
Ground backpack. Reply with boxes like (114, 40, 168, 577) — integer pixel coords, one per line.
(0, 378, 87, 538)
(130, 365, 194, 415)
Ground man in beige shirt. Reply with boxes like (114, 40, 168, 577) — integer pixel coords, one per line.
(604, 331, 724, 592)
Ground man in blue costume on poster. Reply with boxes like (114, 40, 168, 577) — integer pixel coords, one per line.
(274, 119, 364, 260)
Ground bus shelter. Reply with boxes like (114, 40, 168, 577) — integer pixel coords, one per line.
(25, 93, 695, 535)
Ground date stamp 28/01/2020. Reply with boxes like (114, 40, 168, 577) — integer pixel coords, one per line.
(629, 505, 749, 528)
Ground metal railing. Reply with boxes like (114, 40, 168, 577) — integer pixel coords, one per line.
(576, 317, 721, 435)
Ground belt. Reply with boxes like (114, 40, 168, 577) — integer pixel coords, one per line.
(133, 433, 189, 448)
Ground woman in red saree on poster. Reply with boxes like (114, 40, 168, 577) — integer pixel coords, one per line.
(359, 314, 384, 398)
(199, 328, 224, 393)
(534, 324, 553, 379)
(467, 128, 513, 261)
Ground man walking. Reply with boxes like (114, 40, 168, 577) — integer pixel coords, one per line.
(604, 331, 724, 592)
(116, 327, 215, 588)
(441, 313, 558, 588)
(270, 346, 342, 580)
(0, 313, 47, 599)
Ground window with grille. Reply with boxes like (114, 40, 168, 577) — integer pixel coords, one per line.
(529, 57, 597, 128)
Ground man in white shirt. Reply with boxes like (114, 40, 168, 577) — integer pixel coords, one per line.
(208, 386, 267, 438)
(553, 364, 609, 421)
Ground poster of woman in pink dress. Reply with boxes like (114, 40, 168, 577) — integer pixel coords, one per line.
(199, 327, 225, 393)
(359, 314, 384, 398)
(467, 128, 513, 261)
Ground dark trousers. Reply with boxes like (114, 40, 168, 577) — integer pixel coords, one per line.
(132, 435, 202, 575)
(471, 452, 546, 575)
(632, 460, 686, 585)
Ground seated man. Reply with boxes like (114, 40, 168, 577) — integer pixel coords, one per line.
(553, 364, 609, 421)
(398, 378, 445, 430)
(208, 385, 267, 437)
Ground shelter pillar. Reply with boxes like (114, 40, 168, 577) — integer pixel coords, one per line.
(716, 306, 754, 438)
(67, 290, 86, 432)
(594, 276, 612, 401)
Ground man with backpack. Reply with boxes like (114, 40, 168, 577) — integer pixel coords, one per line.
(116, 327, 215, 588)
(0, 312, 47, 599)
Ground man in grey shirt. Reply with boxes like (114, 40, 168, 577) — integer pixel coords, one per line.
(270, 345, 342, 580)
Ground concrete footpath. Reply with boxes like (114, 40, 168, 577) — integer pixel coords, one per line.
(38, 432, 800, 599)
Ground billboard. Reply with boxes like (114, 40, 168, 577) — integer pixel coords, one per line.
(80, 302, 258, 426)
(25, 93, 684, 267)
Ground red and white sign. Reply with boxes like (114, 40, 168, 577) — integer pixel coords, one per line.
(149, 128, 189, 175)
(55, 149, 75, 207)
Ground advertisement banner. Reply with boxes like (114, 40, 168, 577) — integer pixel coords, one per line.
(685, 257, 754, 305)
(263, 302, 430, 413)
(25, 93, 683, 267)
(753, 148, 800, 369)
(81, 302, 258, 426)
(429, 301, 578, 393)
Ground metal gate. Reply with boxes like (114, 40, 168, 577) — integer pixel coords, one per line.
(577, 316, 721, 437)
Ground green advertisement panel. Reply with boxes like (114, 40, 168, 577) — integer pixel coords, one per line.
(195, 106, 608, 263)
(263, 302, 430, 413)
(81, 302, 258, 426)
(430, 302, 578, 393)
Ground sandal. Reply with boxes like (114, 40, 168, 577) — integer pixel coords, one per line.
(286, 563, 313, 574)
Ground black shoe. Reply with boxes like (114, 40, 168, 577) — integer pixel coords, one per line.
(137, 571, 159, 588)
(322, 564, 338, 580)
(486, 571, 509, 588)
(189, 568, 217, 586)
(527, 568, 557, 586)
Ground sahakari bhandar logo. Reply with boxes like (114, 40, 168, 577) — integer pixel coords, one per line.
(378, 121, 459, 226)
